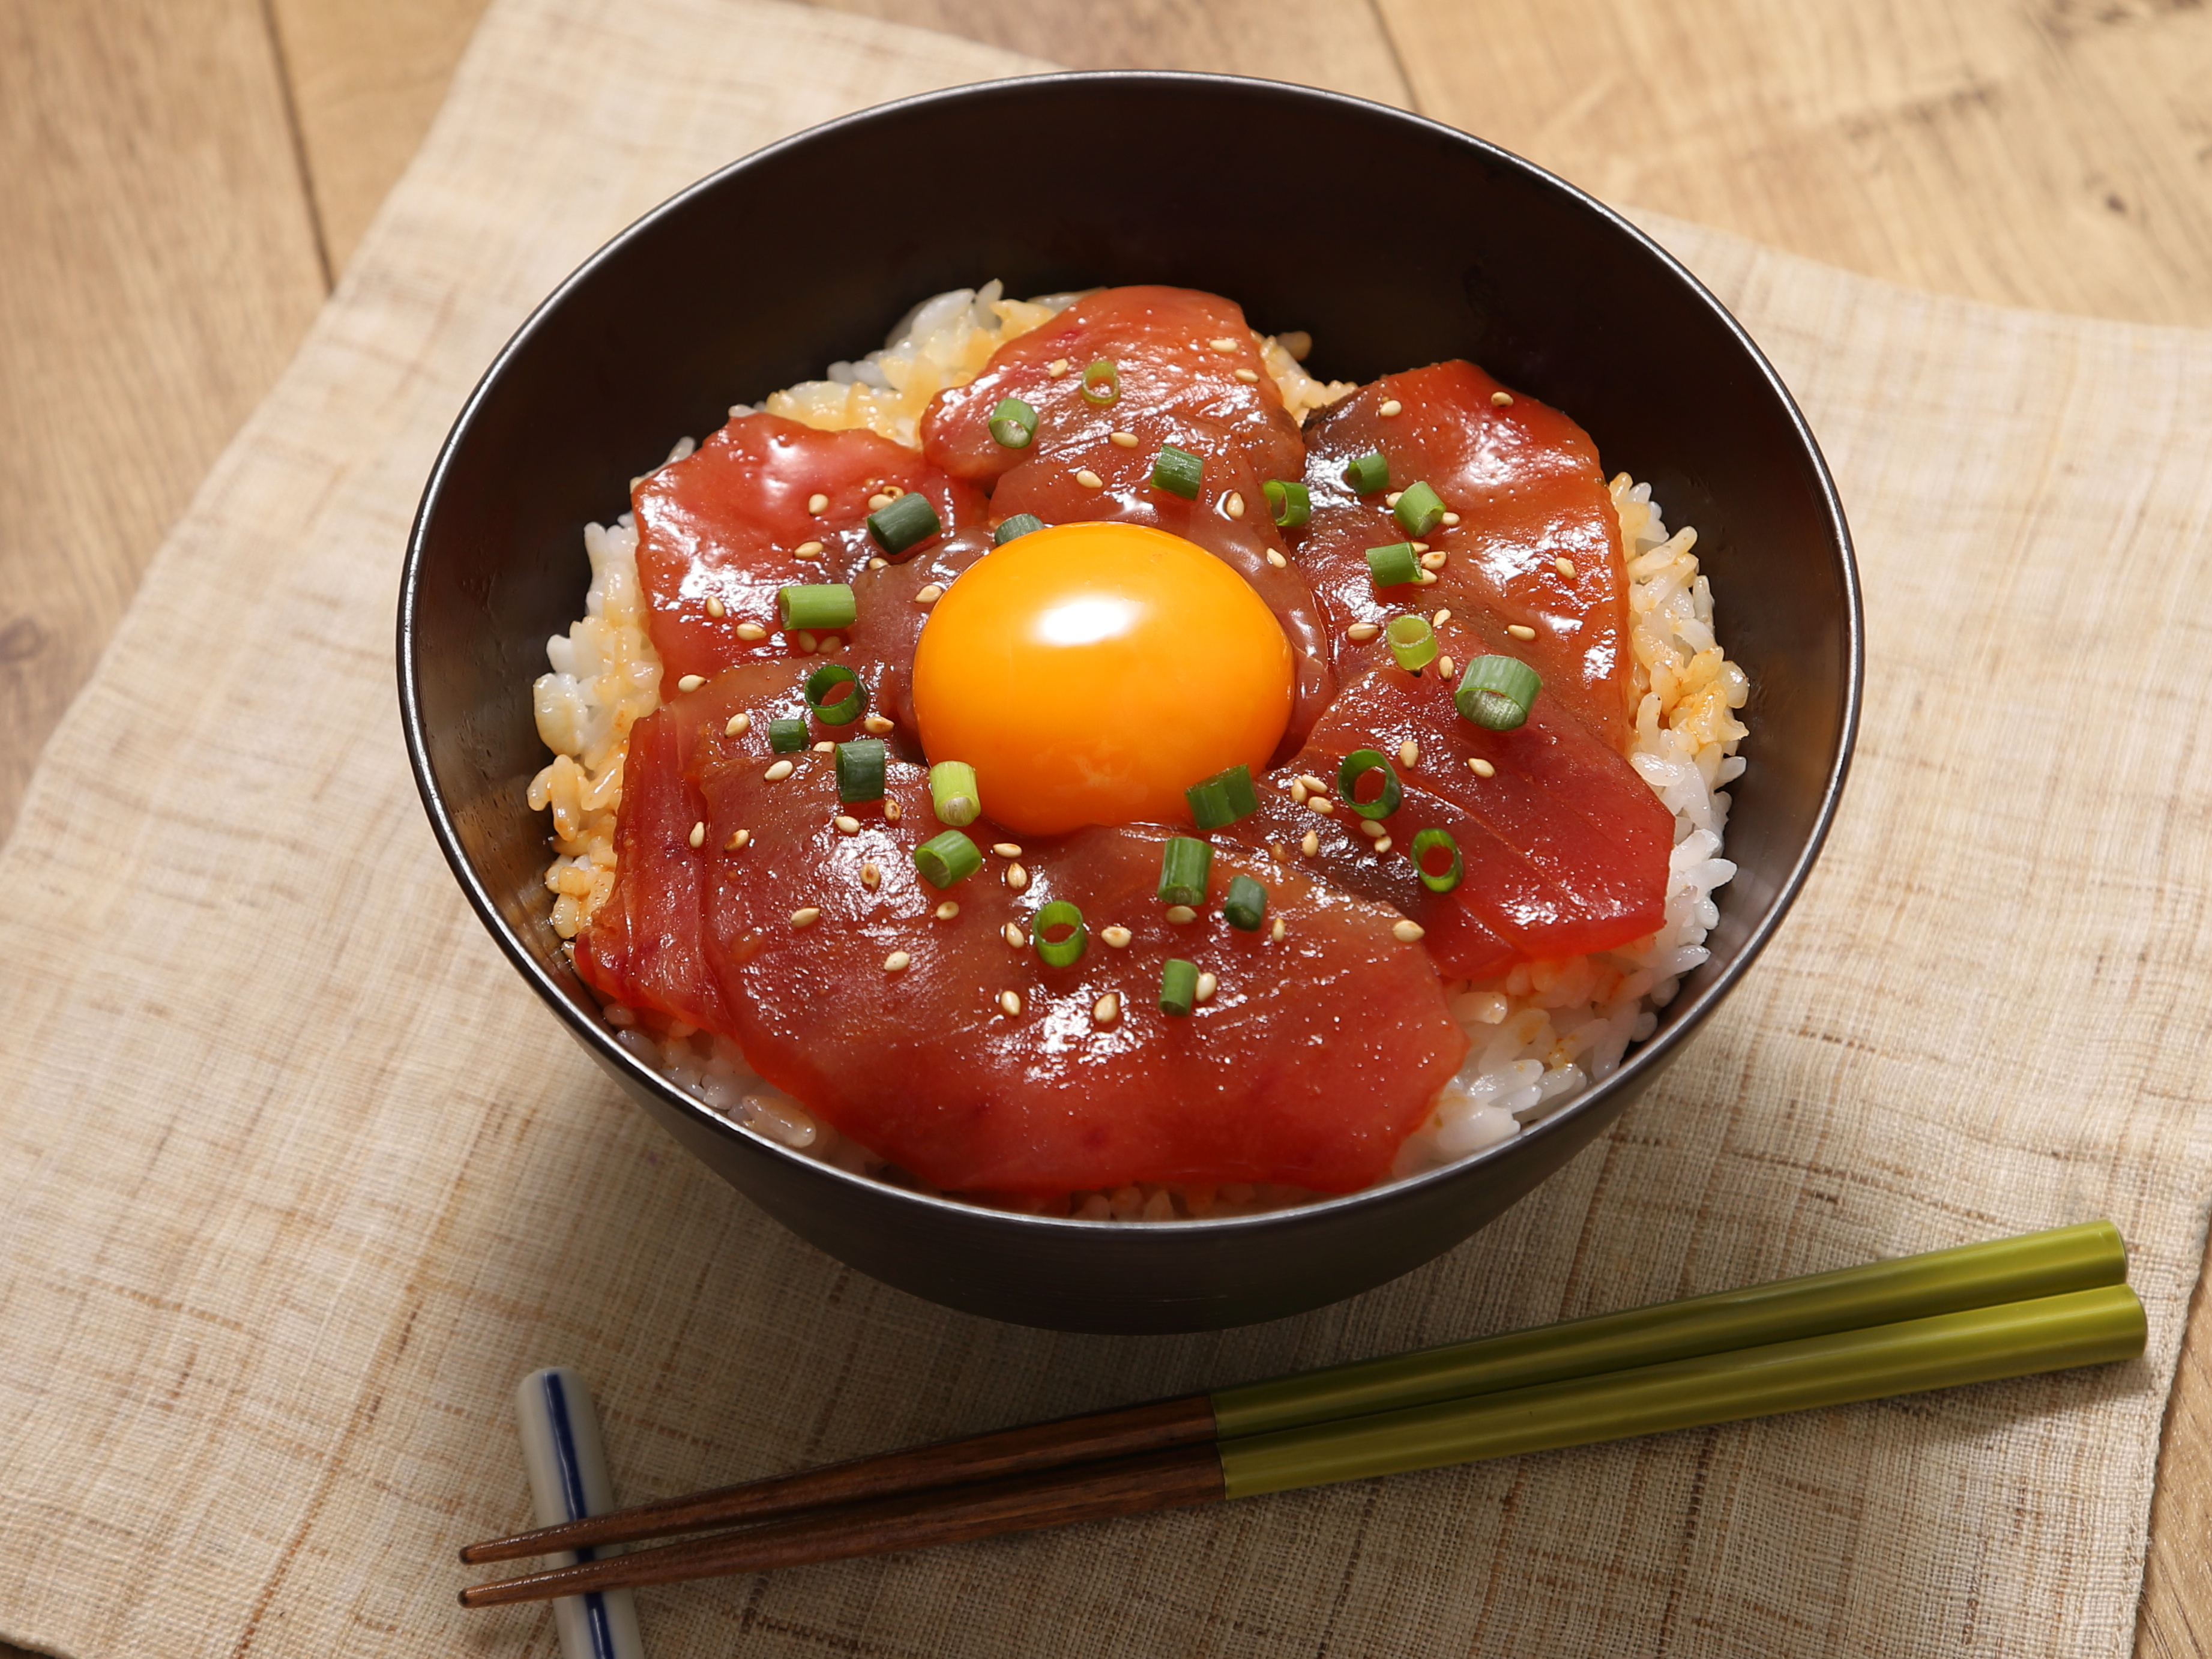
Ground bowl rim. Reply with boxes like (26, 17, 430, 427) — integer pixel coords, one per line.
(398, 68, 1863, 1238)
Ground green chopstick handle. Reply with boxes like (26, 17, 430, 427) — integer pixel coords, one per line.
(1211, 1220, 2126, 1439)
(1219, 1283, 2144, 1498)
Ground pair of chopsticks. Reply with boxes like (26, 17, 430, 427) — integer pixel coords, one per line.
(458, 1221, 2143, 1607)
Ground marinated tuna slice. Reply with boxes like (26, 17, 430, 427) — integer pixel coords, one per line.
(1292, 362, 1635, 750)
(633, 412, 987, 686)
(572, 663, 814, 1031)
(921, 285, 1306, 487)
(835, 527, 995, 761)
(1233, 668, 1671, 978)
(983, 431, 1334, 750)
(686, 720, 1465, 1193)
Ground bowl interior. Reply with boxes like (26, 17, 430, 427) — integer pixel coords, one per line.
(402, 73, 1858, 1328)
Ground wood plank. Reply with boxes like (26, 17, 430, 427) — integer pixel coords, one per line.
(0, 0, 328, 847)
(1372, 0, 2212, 327)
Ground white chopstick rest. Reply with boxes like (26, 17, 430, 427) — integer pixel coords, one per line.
(515, 1367, 645, 1659)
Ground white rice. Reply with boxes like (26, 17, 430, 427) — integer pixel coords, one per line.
(528, 288, 1747, 1217)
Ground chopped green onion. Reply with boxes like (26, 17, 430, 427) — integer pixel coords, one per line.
(836, 737, 886, 802)
(994, 513, 1046, 546)
(1264, 479, 1311, 528)
(866, 492, 941, 556)
(1411, 826, 1463, 893)
(804, 661, 866, 725)
(1343, 450, 1389, 494)
(1337, 748, 1402, 820)
(1394, 480, 1446, 536)
(1185, 763, 1260, 830)
(1152, 444, 1204, 499)
(1366, 543, 1419, 588)
(1032, 900, 1087, 968)
(1385, 615, 1438, 672)
(988, 397, 1038, 449)
(1160, 957, 1199, 1017)
(929, 760, 981, 827)
(1080, 359, 1120, 406)
(1158, 836, 1213, 906)
(912, 829, 982, 889)
(1223, 874, 1268, 932)
(778, 582, 857, 630)
(767, 717, 808, 753)
(1456, 655, 1543, 731)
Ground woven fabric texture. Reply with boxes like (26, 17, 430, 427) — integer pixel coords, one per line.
(1, 0, 2209, 1653)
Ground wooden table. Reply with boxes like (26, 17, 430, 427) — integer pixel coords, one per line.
(5, 1, 2210, 1650)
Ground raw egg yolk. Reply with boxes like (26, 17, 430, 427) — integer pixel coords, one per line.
(910, 522, 1294, 836)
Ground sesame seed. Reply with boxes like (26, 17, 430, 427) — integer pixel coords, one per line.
(1109, 431, 1139, 448)
(884, 950, 911, 972)
(1301, 831, 1321, 857)
(1048, 358, 1070, 378)
(860, 861, 881, 889)
(1555, 556, 1576, 579)
(868, 493, 893, 511)
(1438, 655, 1456, 678)
(795, 540, 825, 559)
(1415, 571, 1437, 585)
(992, 842, 1022, 857)
(1491, 390, 1514, 407)
(725, 828, 750, 851)
(1093, 993, 1121, 1025)
(1100, 924, 1133, 948)
(1507, 623, 1537, 640)
(1375, 836, 1393, 854)
(1164, 905, 1197, 924)
(735, 622, 767, 641)
(1225, 491, 1245, 519)
(1195, 972, 1219, 1002)
(935, 901, 960, 920)
(796, 630, 818, 654)
(1301, 774, 1331, 795)
(1398, 739, 1419, 766)
(705, 595, 725, 618)
(1234, 368, 1259, 383)
(1432, 609, 1451, 627)
(1385, 491, 1403, 508)
(1420, 551, 1447, 570)
(678, 673, 706, 692)
(1347, 622, 1380, 642)
(812, 741, 833, 753)
(1359, 819, 1386, 838)
(834, 815, 861, 834)
(764, 760, 794, 781)
(1392, 920, 1426, 942)
(1265, 549, 1288, 568)
(884, 799, 903, 823)
(1378, 398, 1403, 417)
(791, 906, 821, 929)
(1076, 470, 1104, 489)
(1003, 922, 1026, 948)
(807, 493, 830, 513)
(1309, 796, 1336, 816)
(1291, 779, 1311, 805)
(1441, 511, 1462, 527)
(999, 990, 1022, 1016)
(867, 556, 888, 570)
(688, 820, 706, 847)
(1270, 841, 1288, 861)
(1270, 918, 1286, 942)
(1005, 863, 1029, 891)
(1469, 756, 1496, 778)
(914, 585, 944, 606)
(863, 714, 894, 735)
(725, 712, 751, 737)
(1210, 336, 1239, 352)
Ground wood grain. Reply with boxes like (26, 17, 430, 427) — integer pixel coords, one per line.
(0, 0, 327, 847)
(5, 0, 2212, 1654)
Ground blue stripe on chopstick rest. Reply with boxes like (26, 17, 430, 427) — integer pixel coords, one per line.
(516, 1367, 647, 1659)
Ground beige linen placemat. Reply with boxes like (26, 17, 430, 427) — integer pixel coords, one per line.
(4, 0, 2211, 1653)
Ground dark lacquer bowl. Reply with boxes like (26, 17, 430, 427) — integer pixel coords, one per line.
(400, 73, 1860, 1334)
